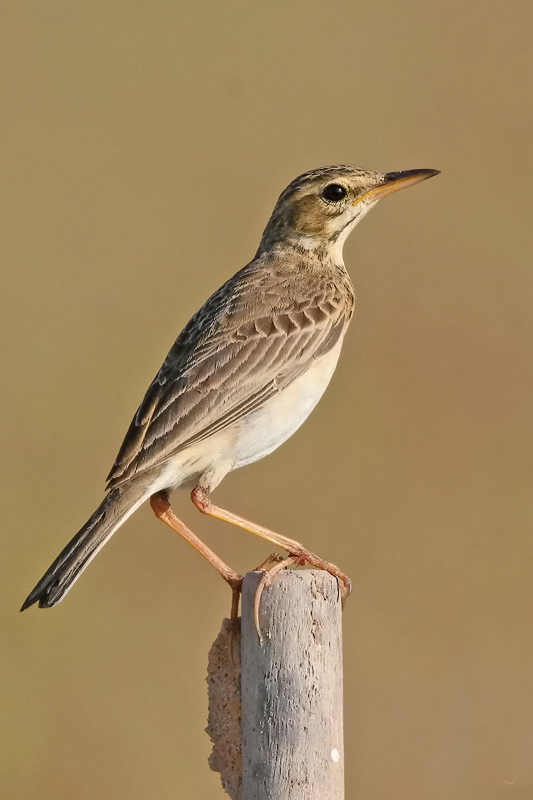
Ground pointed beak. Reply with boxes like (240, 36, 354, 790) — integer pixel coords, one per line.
(354, 168, 440, 205)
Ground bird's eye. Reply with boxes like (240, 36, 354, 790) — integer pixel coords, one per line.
(321, 183, 347, 203)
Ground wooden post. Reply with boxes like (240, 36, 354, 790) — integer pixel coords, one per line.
(240, 570, 345, 800)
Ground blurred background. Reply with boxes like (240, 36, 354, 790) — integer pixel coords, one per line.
(2, 2, 532, 798)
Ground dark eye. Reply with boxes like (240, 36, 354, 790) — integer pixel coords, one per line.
(321, 183, 347, 203)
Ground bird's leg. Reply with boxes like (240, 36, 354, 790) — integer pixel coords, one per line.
(191, 487, 352, 633)
(191, 487, 351, 593)
(150, 491, 243, 618)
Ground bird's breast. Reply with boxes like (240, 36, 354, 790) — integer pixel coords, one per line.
(232, 336, 345, 470)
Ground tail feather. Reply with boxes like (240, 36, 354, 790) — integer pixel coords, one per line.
(21, 484, 148, 610)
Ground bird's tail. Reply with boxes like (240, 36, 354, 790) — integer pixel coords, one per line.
(21, 483, 149, 610)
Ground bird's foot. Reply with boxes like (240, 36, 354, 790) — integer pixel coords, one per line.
(188, 487, 351, 633)
(252, 548, 351, 641)
(301, 550, 352, 601)
(253, 554, 301, 641)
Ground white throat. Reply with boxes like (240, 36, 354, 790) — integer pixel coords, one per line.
(329, 198, 378, 263)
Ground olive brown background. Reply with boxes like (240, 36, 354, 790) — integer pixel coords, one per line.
(3, 2, 532, 798)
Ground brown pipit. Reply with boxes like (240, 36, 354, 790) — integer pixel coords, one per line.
(22, 164, 439, 623)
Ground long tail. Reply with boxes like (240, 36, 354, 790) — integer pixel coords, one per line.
(21, 483, 149, 610)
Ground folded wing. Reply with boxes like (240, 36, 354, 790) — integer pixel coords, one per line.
(106, 258, 354, 489)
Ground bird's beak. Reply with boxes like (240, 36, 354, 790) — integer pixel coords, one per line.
(354, 168, 440, 205)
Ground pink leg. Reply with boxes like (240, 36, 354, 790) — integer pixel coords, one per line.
(191, 487, 351, 635)
(150, 491, 243, 618)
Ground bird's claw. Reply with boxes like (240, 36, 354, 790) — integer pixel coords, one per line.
(252, 552, 352, 641)
(253, 554, 299, 642)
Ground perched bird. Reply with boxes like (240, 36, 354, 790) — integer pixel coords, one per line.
(22, 164, 439, 617)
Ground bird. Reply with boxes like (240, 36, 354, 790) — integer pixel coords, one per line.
(21, 164, 439, 619)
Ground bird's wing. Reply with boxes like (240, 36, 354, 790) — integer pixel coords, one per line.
(106, 257, 354, 488)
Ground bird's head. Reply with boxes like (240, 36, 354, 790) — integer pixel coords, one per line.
(258, 165, 439, 261)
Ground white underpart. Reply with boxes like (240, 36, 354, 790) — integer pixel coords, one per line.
(156, 336, 346, 494)
(233, 336, 344, 468)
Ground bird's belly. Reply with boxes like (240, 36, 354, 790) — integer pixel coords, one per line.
(155, 338, 344, 493)
(232, 338, 343, 469)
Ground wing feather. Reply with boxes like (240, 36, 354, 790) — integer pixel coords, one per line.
(106, 255, 354, 488)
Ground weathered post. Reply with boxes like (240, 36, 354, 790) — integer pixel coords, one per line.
(207, 569, 345, 799)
